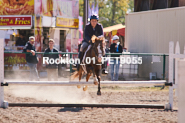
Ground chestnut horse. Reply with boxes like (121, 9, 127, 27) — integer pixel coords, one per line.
(72, 35, 105, 95)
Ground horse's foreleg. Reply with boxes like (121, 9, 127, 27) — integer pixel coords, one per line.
(77, 67, 83, 89)
(93, 70, 98, 85)
(83, 73, 91, 91)
(97, 75, 101, 95)
(95, 69, 101, 95)
(86, 73, 91, 82)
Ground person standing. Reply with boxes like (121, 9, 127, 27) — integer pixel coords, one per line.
(110, 35, 123, 81)
(44, 39, 60, 81)
(24, 36, 39, 81)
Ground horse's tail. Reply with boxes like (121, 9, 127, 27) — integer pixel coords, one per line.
(71, 71, 79, 80)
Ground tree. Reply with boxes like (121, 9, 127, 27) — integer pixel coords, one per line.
(128, 0, 134, 12)
(79, 0, 84, 17)
(79, 0, 134, 27)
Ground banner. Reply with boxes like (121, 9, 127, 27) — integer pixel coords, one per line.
(88, 2, 99, 18)
(35, 0, 42, 16)
(34, 16, 42, 70)
(0, 0, 34, 15)
(72, 0, 79, 18)
(35, 0, 79, 18)
(54, 0, 72, 17)
(56, 17, 79, 28)
(94, 3, 99, 15)
(88, 2, 92, 19)
(4, 53, 28, 71)
(66, 30, 71, 52)
(78, 16, 83, 31)
(42, 0, 54, 17)
(0, 16, 32, 27)
(71, 29, 79, 54)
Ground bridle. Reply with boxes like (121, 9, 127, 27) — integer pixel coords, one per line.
(91, 41, 103, 62)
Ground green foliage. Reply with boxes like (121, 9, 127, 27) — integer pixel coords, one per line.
(79, 0, 84, 17)
(79, 0, 134, 28)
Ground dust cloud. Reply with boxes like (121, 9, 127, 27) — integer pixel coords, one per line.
(5, 73, 97, 104)
(7, 85, 97, 104)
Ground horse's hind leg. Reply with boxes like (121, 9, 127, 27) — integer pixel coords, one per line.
(83, 73, 91, 91)
(77, 67, 83, 89)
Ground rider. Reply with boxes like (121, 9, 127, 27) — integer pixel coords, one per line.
(77, 14, 108, 74)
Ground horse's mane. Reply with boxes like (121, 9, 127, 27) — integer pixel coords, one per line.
(92, 35, 105, 43)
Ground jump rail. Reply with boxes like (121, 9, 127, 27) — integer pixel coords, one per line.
(2, 80, 168, 86)
(8, 103, 165, 109)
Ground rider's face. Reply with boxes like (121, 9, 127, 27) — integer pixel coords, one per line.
(90, 19, 98, 28)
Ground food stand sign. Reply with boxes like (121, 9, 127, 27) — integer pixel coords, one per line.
(0, 15, 32, 27)
(56, 17, 79, 28)
(0, 0, 34, 15)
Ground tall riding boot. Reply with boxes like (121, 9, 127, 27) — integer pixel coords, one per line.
(77, 51, 83, 71)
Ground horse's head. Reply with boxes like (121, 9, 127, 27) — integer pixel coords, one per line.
(91, 35, 105, 62)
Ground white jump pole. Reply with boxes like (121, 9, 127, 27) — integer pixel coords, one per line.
(0, 38, 4, 108)
(0, 38, 8, 108)
(4, 80, 167, 86)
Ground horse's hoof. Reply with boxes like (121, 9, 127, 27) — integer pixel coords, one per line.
(77, 85, 81, 89)
(83, 86, 88, 91)
(94, 81, 98, 85)
(97, 91, 101, 95)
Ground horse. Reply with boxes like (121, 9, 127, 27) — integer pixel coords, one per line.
(71, 35, 105, 95)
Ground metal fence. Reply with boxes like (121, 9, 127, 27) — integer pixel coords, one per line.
(4, 51, 168, 81)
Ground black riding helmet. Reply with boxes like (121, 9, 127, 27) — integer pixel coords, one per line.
(90, 14, 99, 20)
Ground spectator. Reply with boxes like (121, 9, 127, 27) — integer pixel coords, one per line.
(110, 35, 123, 81)
(44, 39, 60, 81)
(102, 40, 109, 74)
(24, 36, 39, 81)
(16, 35, 27, 46)
(104, 40, 109, 71)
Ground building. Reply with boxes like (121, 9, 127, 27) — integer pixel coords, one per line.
(126, 6, 185, 79)
(134, 0, 185, 12)
(1, 0, 79, 73)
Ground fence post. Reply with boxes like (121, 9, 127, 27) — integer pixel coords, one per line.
(178, 60, 185, 123)
(163, 54, 166, 80)
(167, 41, 174, 110)
(175, 42, 180, 97)
(70, 53, 72, 73)
(0, 39, 4, 108)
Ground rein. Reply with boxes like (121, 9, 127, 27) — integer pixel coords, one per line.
(91, 42, 102, 62)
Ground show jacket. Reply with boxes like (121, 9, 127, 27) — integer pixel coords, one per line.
(83, 23, 104, 43)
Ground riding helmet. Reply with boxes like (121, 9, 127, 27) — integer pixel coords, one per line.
(90, 14, 99, 20)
